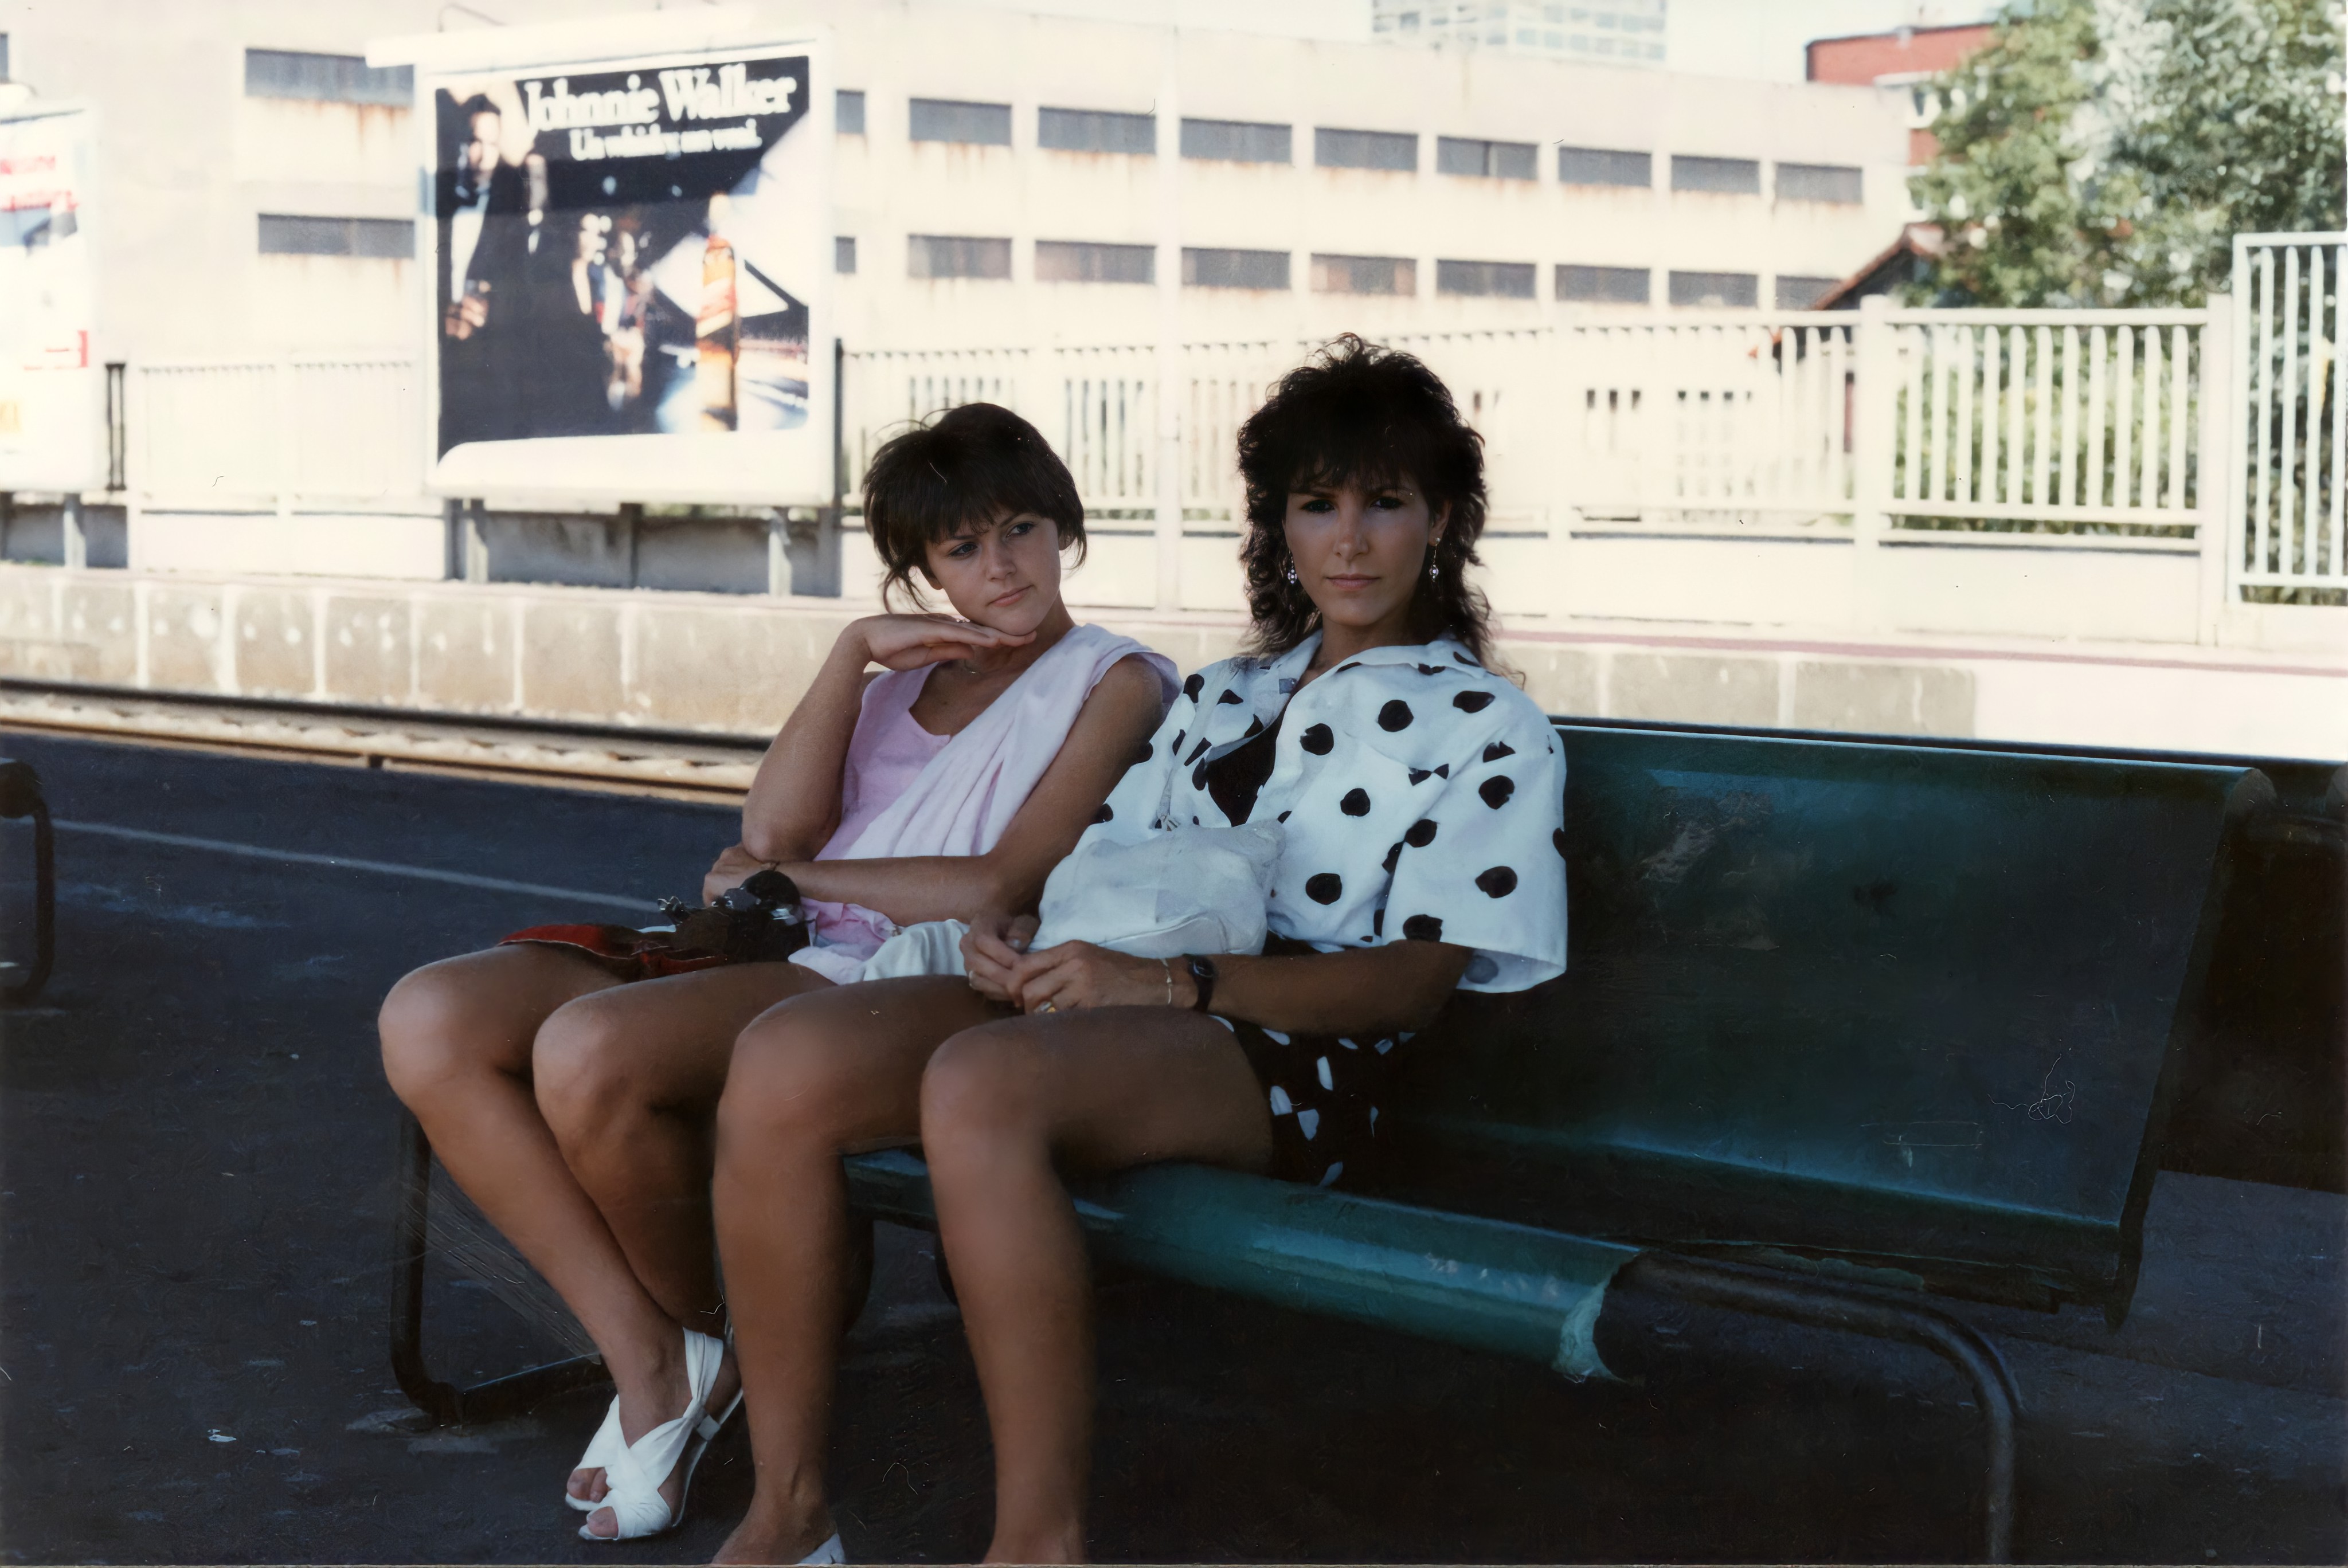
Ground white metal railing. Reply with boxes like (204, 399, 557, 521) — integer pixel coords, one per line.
(2233, 234, 2346, 595)
(111, 272, 2342, 641)
(1881, 307, 2212, 547)
(130, 356, 422, 508)
(847, 317, 1866, 536)
(841, 303, 2226, 547)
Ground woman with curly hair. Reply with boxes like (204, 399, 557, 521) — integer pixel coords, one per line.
(707, 337, 1566, 1563)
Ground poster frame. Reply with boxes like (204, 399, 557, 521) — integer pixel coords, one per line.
(377, 13, 833, 510)
(0, 96, 105, 497)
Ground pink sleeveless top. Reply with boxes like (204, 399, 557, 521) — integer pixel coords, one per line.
(800, 673, 952, 959)
(785, 624, 1178, 983)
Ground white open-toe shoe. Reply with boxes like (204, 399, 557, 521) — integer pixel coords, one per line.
(798, 1531, 848, 1564)
(565, 1396, 625, 1512)
(578, 1327, 728, 1542)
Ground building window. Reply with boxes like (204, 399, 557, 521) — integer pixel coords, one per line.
(1312, 253, 1416, 296)
(909, 234, 1012, 280)
(1, 34, 10, 81)
(1437, 258, 1536, 298)
(1778, 163, 1863, 204)
(836, 90, 866, 135)
(1035, 240, 1155, 284)
(258, 214, 414, 258)
(1671, 155, 1762, 195)
(1775, 275, 1838, 308)
(1557, 264, 1650, 303)
(1316, 127, 1416, 172)
(1668, 270, 1759, 307)
(244, 48, 412, 106)
(1183, 248, 1290, 289)
(1181, 118, 1292, 164)
(835, 236, 858, 275)
(1435, 136, 1537, 180)
(910, 98, 1011, 146)
(1557, 146, 1650, 187)
(1039, 108, 1155, 155)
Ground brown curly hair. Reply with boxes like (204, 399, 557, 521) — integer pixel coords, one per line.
(1234, 336, 1500, 669)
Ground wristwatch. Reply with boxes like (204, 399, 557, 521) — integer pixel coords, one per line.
(1182, 954, 1218, 1015)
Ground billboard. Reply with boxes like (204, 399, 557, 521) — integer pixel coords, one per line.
(414, 31, 830, 505)
(0, 104, 103, 494)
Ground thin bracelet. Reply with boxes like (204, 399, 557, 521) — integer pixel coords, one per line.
(1160, 957, 1174, 1005)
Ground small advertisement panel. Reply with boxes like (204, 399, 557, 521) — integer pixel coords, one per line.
(415, 30, 829, 504)
(0, 104, 103, 494)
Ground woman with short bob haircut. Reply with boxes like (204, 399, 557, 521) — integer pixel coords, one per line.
(708, 338, 1567, 1564)
(377, 402, 1172, 1546)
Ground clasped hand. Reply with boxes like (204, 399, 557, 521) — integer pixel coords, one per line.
(961, 914, 1187, 1014)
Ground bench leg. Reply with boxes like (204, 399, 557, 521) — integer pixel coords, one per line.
(388, 1105, 610, 1427)
(0, 767, 54, 1008)
(1620, 1252, 2020, 1565)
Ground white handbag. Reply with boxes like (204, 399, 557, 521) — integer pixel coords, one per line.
(1029, 822, 1283, 958)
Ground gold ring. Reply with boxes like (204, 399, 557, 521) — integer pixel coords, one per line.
(1037, 1000, 1058, 1014)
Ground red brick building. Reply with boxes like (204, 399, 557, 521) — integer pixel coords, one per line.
(1806, 22, 1995, 165)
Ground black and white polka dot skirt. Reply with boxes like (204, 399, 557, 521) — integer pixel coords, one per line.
(1212, 940, 1410, 1189)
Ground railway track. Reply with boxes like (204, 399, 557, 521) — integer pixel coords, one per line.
(0, 679, 765, 800)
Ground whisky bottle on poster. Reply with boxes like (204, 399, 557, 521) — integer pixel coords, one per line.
(697, 196, 739, 433)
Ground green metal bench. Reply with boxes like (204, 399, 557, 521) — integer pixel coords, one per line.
(388, 724, 2272, 1562)
(843, 726, 2268, 1562)
(1547, 717, 2346, 1195)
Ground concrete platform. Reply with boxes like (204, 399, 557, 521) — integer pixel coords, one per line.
(0, 730, 2341, 1563)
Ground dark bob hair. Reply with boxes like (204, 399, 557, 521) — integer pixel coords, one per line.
(862, 402, 1085, 608)
(1234, 335, 1499, 669)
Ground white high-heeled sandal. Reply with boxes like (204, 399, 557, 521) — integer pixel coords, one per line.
(578, 1327, 727, 1542)
(572, 1330, 747, 1514)
(565, 1396, 625, 1511)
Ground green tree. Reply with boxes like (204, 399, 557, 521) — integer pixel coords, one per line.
(2114, 0, 2346, 302)
(1908, 0, 2135, 306)
(1912, 0, 2345, 307)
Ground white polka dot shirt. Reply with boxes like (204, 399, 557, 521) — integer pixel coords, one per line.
(1082, 632, 1568, 993)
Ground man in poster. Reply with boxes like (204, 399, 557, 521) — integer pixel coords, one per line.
(437, 91, 532, 448)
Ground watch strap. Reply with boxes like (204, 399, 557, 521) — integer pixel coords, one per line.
(1184, 954, 1218, 1014)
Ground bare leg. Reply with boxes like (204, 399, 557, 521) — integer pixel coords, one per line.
(529, 963, 832, 1534)
(710, 977, 1004, 1567)
(918, 1008, 1273, 1565)
(378, 947, 815, 1516)
(534, 961, 835, 1330)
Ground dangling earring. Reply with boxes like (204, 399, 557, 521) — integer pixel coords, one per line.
(1285, 562, 1300, 586)
(1427, 543, 1442, 582)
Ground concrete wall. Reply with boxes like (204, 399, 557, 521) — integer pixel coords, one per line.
(4, 563, 2341, 761)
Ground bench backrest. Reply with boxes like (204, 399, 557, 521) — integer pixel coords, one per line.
(1389, 726, 2267, 1320)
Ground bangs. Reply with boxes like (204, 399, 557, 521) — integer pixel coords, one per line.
(1280, 422, 1441, 500)
(893, 465, 1024, 545)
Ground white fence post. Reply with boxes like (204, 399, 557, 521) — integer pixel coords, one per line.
(1850, 294, 1896, 630)
(122, 362, 144, 571)
(1151, 49, 1185, 613)
(2197, 293, 2233, 643)
(273, 360, 295, 522)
